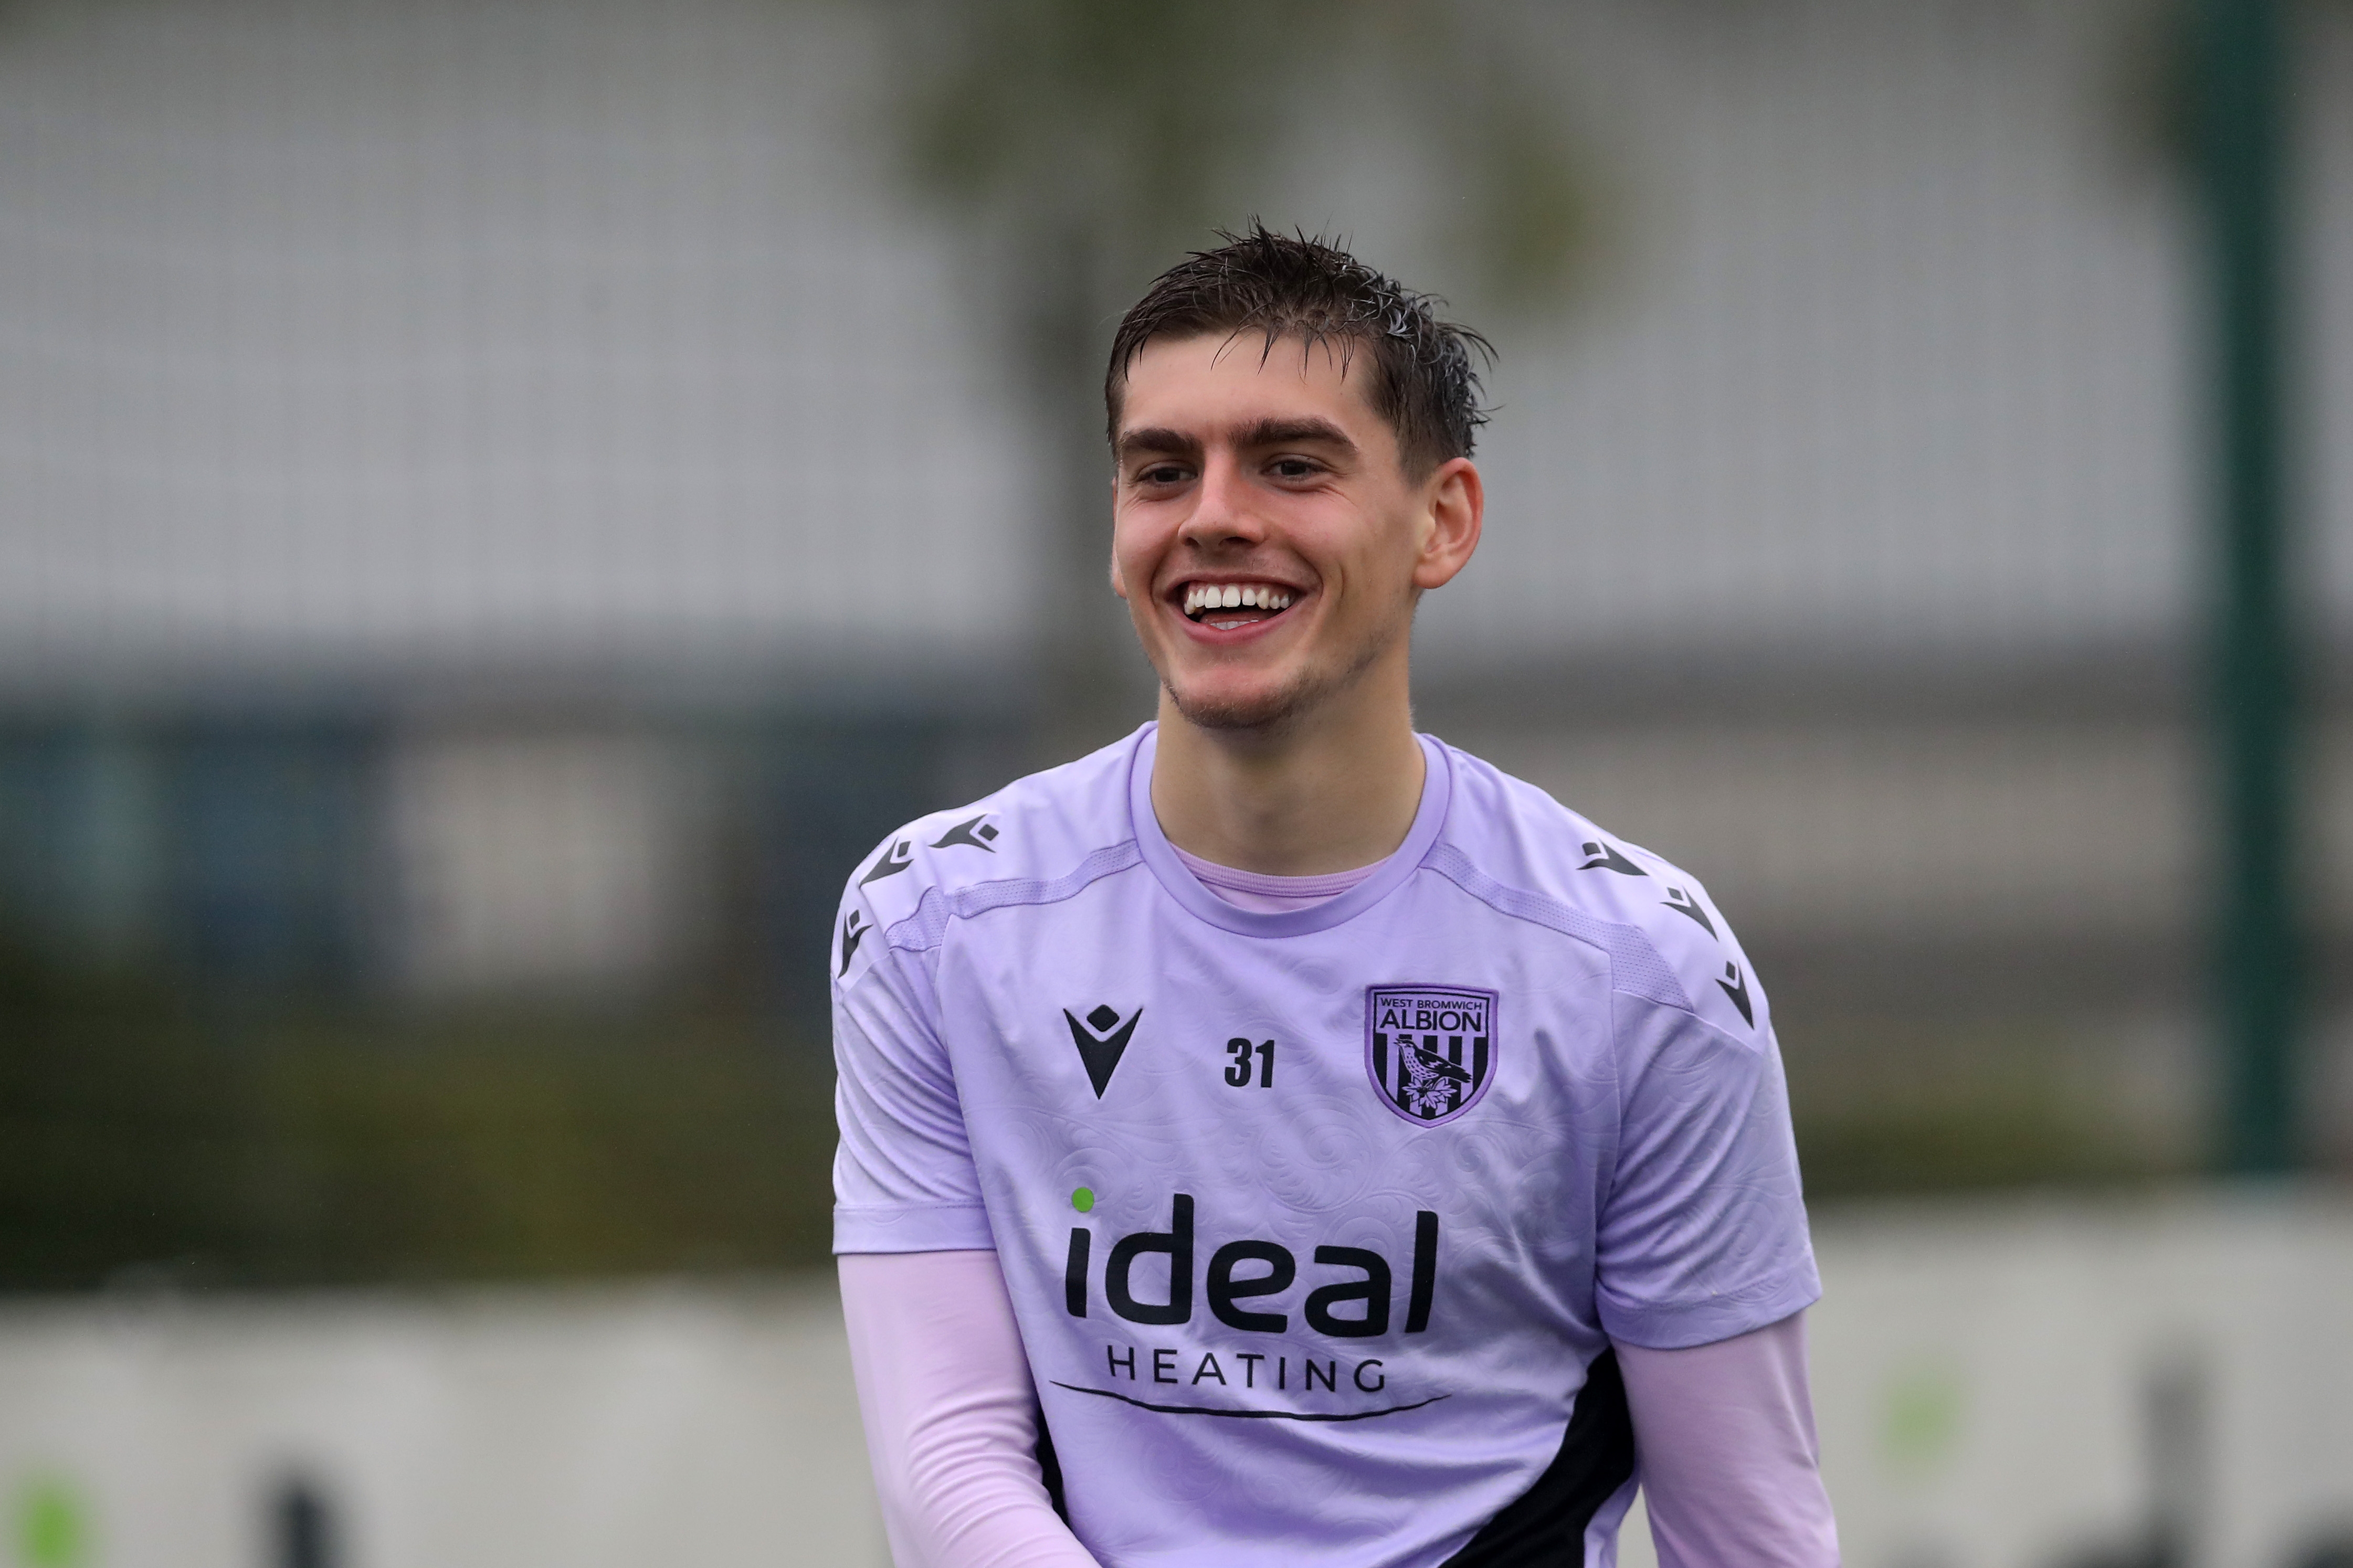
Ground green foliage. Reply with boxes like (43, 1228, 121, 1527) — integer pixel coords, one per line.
(1461, 99, 1600, 312)
(13, 1477, 90, 1568)
(0, 946, 835, 1291)
(887, 0, 1603, 322)
(899, 0, 1305, 257)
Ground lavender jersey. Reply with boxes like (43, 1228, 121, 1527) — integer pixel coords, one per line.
(831, 726, 1819, 1568)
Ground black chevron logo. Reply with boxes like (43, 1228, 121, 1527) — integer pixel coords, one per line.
(1663, 887, 1717, 937)
(838, 909, 869, 976)
(1063, 1004, 1142, 1099)
(1579, 840, 1644, 875)
(859, 840, 914, 886)
(932, 815, 1001, 852)
(1717, 962, 1753, 1025)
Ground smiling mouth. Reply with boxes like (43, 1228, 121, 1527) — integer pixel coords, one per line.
(1179, 582, 1297, 632)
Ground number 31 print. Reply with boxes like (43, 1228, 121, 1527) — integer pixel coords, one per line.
(1225, 1037, 1275, 1088)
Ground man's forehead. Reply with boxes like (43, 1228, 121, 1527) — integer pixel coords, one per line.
(1116, 330, 1379, 438)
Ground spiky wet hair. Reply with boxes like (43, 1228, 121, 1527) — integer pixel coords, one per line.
(1105, 225, 1494, 477)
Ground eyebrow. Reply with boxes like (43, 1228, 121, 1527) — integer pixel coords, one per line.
(1114, 417, 1359, 465)
(1115, 427, 1200, 464)
(1233, 417, 1357, 456)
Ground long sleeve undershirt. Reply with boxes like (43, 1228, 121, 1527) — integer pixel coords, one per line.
(838, 1249, 1840, 1568)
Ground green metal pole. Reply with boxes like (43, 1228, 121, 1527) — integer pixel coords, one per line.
(2195, 0, 2301, 1175)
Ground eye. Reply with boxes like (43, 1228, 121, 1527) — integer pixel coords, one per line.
(1268, 455, 1321, 481)
(1134, 462, 1191, 486)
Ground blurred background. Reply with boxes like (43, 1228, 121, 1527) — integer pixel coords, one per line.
(0, 0, 2347, 1563)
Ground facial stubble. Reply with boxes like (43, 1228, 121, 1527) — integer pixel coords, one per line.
(1155, 593, 1414, 735)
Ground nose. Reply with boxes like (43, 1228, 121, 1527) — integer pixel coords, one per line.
(1177, 450, 1267, 552)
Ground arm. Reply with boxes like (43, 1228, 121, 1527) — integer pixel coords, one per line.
(831, 857, 1092, 1565)
(1592, 947, 1835, 1562)
(1617, 1310, 1840, 1567)
(839, 1249, 1103, 1568)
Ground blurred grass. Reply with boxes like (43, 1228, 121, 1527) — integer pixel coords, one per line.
(1796, 1092, 2179, 1200)
(1788, 1018, 2197, 1202)
(0, 942, 836, 1291)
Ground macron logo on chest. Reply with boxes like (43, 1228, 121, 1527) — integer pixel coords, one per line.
(1064, 1004, 1143, 1098)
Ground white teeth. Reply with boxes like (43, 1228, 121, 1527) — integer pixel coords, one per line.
(1181, 583, 1294, 618)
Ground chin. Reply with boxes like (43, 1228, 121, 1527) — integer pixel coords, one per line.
(1162, 664, 1330, 733)
(1153, 615, 1405, 734)
(1168, 690, 1300, 732)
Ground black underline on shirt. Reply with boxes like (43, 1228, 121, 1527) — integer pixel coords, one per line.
(1049, 1382, 1450, 1422)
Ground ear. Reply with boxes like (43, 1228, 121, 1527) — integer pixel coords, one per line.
(1109, 550, 1130, 600)
(1411, 458, 1484, 591)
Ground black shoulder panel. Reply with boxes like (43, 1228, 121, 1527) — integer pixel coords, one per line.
(1440, 1348, 1635, 1566)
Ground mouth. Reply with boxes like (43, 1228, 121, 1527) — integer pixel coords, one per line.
(1175, 580, 1300, 633)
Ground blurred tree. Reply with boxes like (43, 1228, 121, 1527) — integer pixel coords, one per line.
(878, 0, 1608, 755)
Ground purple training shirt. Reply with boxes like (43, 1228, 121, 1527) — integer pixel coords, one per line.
(832, 725, 1820, 1568)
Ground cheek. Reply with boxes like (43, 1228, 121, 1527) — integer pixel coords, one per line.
(1110, 522, 1165, 608)
(1107, 518, 1141, 583)
(1325, 536, 1413, 610)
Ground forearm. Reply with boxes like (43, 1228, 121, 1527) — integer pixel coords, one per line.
(1616, 1311, 1840, 1567)
(839, 1249, 1103, 1568)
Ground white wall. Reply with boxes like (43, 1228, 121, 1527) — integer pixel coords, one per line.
(1805, 1193, 2353, 1568)
(3, 1196, 2349, 1568)
(0, 1280, 887, 1568)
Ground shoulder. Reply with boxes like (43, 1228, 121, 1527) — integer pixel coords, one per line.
(832, 728, 1146, 981)
(1423, 739, 1767, 1043)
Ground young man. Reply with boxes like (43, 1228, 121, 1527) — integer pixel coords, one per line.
(833, 228, 1838, 1567)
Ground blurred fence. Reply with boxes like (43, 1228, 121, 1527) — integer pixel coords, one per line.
(0, 0, 2350, 1560)
(0, 0, 2345, 1265)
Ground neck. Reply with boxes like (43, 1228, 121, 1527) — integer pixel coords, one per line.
(1148, 654, 1426, 876)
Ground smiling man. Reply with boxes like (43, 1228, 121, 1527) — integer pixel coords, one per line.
(833, 228, 1839, 1567)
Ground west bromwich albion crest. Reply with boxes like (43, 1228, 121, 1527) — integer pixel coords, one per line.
(1365, 985, 1498, 1126)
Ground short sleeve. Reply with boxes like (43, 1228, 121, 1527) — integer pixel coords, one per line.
(832, 936, 996, 1255)
(1594, 992, 1820, 1350)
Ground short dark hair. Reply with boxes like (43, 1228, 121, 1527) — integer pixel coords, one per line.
(1105, 225, 1494, 477)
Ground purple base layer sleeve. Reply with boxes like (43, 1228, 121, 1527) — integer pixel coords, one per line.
(1619, 1311, 1843, 1566)
(839, 1249, 1103, 1568)
(840, 1248, 1837, 1567)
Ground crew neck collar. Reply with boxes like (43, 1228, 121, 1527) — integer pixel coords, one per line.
(1127, 723, 1452, 938)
